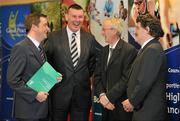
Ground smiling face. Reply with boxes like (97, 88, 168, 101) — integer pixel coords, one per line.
(65, 8, 84, 32)
(101, 24, 115, 44)
(32, 17, 49, 42)
(101, 19, 120, 45)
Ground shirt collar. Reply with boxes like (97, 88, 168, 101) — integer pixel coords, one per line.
(141, 37, 154, 49)
(27, 35, 40, 49)
(109, 39, 119, 49)
(66, 26, 80, 37)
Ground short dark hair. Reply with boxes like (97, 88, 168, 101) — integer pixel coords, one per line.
(68, 4, 83, 11)
(136, 14, 164, 38)
(25, 12, 47, 32)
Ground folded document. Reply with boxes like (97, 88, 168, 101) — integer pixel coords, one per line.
(26, 62, 62, 92)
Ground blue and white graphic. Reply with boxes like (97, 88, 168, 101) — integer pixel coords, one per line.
(165, 45, 180, 121)
(0, 5, 31, 120)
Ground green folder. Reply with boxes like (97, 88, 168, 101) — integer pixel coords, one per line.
(26, 61, 62, 92)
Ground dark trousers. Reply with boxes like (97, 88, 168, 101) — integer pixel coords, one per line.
(102, 103, 132, 121)
(16, 118, 48, 121)
(50, 94, 90, 121)
(51, 109, 90, 121)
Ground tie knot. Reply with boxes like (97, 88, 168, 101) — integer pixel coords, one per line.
(109, 47, 113, 52)
(72, 33, 76, 38)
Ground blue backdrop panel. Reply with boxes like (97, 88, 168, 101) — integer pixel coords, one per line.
(0, 5, 31, 120)
(0, 18, 2, 117)
(165, 45, 180, 121)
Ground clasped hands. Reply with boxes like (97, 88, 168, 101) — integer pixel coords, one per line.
(99, 94, 134, 112)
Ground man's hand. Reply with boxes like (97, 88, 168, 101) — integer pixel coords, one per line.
(57, 76, 63, 83)
(56, 72, 63, 83)
(99, 95, 115, 110)
(105, 102, 115, 110)
(122, 99, 134, 112)
(36, 92, 49, 102)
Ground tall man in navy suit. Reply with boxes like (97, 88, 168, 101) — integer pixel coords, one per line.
(7, 12, 54, 121)
(44, 4, 101, 121)
(122, 14, 169, 121)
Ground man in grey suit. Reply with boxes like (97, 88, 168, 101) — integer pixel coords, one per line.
(94, 18, 137, 121)
(44, 4, 101, 121)
(122, 14, 169, 121)
(7, 13, 51, 121)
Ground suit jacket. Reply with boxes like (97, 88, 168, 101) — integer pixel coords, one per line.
(7, 37, 48, 119)
(44, 28, 101, 110)
(127, 38, 168, 121)
(94, 40, 137, 120)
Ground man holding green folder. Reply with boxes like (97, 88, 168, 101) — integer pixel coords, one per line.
(7, 12, 61, 121)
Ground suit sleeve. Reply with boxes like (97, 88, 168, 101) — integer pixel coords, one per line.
(44, 33, 54, 64)
(106, 47, 137, 103)
(88, 36, 102, 77)
(129, 48, 163, 109)
(7, 45, 37, 103)
(93, 48, 106, 97)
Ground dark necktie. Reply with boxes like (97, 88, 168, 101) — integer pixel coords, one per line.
(39, 45, 46, 63)
(107, 47, 113, 65)
(138, 48, 143, 55)
(70, 33, 79, 67)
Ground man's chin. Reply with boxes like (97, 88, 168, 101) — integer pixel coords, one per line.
(72, 26, 81, 31)
(43, 35, 48, 40)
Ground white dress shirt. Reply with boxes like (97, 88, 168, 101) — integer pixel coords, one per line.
(66, 26, 81, 58)
(141, 37, 154, 49)
(27, 35, 40, 50)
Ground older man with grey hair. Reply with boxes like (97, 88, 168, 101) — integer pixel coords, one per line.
(94, 18, 137, 121)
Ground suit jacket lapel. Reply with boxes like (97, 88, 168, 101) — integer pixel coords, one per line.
(104, 46, 109, 70)
(62, 28, 74, 70)
(26, 37, 43, 65)
(107, 39, 123, 67)
(75, 30, 86, 69)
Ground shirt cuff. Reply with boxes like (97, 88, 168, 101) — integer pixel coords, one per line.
(99, 93, 110, 103)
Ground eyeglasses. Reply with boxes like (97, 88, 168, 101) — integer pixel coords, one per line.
(133, 0, 143, 5)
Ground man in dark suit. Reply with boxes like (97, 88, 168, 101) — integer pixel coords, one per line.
(44, 4, 101, 121)
(122, 14, 169, 121)
(94, 18, 137, 121)
(7, 13, 51, 121)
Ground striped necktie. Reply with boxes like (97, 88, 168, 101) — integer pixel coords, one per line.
(39, 45, 46, 63)
(71, 33, 79, 67)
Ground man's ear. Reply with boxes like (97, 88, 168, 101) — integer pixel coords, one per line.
(145, 26, 150, 33)
(31, 24, 37, 30)
(65, 13, 68, 22)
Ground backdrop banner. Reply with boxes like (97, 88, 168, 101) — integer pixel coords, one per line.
(0, 4, 31, 120)
(0, 18, 2, 118)
(165, 45, 180, 121)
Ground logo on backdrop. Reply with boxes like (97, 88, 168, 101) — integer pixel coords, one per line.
(6, 11, 26, 41)
(0, 5, 30, 47)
